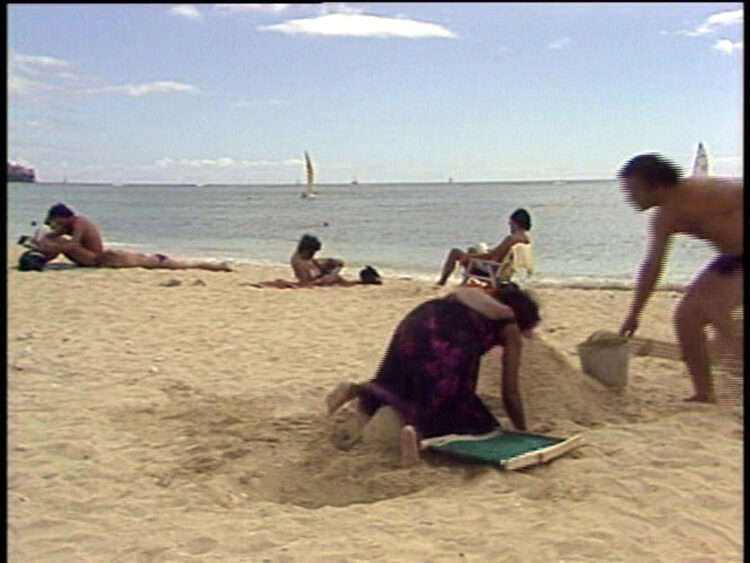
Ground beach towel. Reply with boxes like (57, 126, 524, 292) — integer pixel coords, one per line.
(421, 429, 584, 470)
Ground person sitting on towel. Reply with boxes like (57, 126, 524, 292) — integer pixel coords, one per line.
(325, 284, 540, 467)
(436, 208, 532, 286)
(290, 234, 349, 286)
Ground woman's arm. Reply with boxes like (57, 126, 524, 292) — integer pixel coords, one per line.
(500, 323, 526, 431)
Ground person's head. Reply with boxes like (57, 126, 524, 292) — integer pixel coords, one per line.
(509, 208, 531, 233)
(296, 234, 322, 258)
(45, 203, 75, 228)
(491, 284, 540, 334)
(18, 250, 48, 272)
(617, 153, 682, 211)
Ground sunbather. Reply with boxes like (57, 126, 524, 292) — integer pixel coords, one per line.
(436, 208, 532, 286)
(29, 203, 232, 271)
(325, 284, 541, 467)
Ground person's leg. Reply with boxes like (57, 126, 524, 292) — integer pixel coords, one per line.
(326, 381, 362, 415)
(437, 248, 466, 286)
(399, 425, 420, 467)
(674, 264, 742, 402)
(37, 237, 99, 266)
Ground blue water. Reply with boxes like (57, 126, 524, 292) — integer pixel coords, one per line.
(7, 180, 715, 285)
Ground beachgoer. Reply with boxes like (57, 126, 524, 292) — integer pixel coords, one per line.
(35, 203, 105, 266)
(436, 208, 532, 286)
(325, 284, 541, 467)
(616, 153, 743, 403)
(290, 234, 348, 286)
(32, 203, 232, 272)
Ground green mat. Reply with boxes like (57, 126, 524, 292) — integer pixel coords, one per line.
(421, 430, 584, 470)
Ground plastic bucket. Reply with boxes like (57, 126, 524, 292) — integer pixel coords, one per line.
(577, 330, 629, 390)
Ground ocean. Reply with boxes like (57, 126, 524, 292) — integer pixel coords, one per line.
(7, 180, 715, 286)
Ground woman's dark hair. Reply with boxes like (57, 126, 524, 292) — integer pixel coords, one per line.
(45, 203, 75, 225)
(493, 284, 540, 332)
(297, 234, 322, 255)
(618, 153, 682, 188)
(510, 208, 531, 231)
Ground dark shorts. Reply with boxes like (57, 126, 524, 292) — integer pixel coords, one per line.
(709, 254, 743, 275)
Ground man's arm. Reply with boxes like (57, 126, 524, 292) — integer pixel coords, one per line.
(484, 236, 516, 263)
(620, 211, 673, 336)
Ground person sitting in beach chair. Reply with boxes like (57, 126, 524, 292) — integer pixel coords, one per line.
(436, 208, 532, 287)
(29, 203, 232, 272)
(462, 239, 534, 289)
(325, 284, 540, 467)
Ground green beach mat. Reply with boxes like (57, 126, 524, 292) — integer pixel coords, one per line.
(421, 430, 584, 470)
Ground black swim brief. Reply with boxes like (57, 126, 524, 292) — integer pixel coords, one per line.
(709, 254, 743, 275)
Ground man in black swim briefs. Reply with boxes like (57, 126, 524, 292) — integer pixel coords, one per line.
(617, 154, 743, 403)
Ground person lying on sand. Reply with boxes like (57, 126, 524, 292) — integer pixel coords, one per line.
(325, 284, 540, 467)
(250, 234, 361, 288)
(436, 208, 532, 286)
(30, 203, 232, 272)
(617, 154, 743, 403)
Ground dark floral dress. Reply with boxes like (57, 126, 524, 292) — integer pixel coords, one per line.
(358, 294, 510, 439)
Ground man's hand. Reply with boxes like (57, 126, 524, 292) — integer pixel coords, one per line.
(619, 312, 639, 337)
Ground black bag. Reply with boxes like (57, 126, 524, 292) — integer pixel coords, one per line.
(18, 250, 48, 272)
(359, 265, 382, 285)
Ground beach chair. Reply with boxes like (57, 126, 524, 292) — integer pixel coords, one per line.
(462, 242, 534, 289)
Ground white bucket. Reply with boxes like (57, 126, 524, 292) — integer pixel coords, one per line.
(577, 330, 629, 390)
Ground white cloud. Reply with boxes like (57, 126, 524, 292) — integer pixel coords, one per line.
(13, 53, 72, 69)
(258, 13, 457, 39)
(713, 38, 744, 54)
(169, 5, 202, 20)
(84, 81, 200, 97)
(676, 8, 743, 37)
(548, 37, 571, 50)
(214, 4, 291, 14)
(8, 73, 55, 97)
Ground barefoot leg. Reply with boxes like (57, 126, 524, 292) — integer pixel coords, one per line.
(325, 382, 361, 415)
(399, 425, 420, 468)
(437, 248, 465, 286)
(676, 264, 742, 403)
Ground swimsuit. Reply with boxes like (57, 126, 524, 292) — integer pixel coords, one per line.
(710, 254, 743, 275)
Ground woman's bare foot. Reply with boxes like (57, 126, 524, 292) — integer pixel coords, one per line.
(325, 382, 359, 415)
(399, 425, 420, 468)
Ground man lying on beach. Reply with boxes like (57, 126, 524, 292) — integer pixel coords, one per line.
(617, 154, 743, 403)
(31, 203, 232, 272)
(326, 284, 540, 467)
(436, 208, 532, 286)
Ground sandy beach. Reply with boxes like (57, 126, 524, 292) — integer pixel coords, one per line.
(7, 250, 743, 562)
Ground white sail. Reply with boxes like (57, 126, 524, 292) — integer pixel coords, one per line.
(692, 142, 708, 176)
(301, 151, 316, 198)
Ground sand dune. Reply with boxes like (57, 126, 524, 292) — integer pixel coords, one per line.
(7, 252, 742, 562)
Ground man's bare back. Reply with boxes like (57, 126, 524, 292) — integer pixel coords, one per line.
(656, 177, 742, 254)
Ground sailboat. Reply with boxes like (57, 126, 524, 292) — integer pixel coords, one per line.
(692, 142, 709, 176)
(300, 151, 316, 199)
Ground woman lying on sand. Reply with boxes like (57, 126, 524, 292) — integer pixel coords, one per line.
(326, 284, 541, 467)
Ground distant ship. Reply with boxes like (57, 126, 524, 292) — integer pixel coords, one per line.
(300, 151, 316, 199)
(692, 142, 709, 176)
(351, 177, 359, 186)
(7, 162, 36, 182)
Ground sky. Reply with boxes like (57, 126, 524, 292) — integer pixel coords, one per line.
(7, 3, 744, 184)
